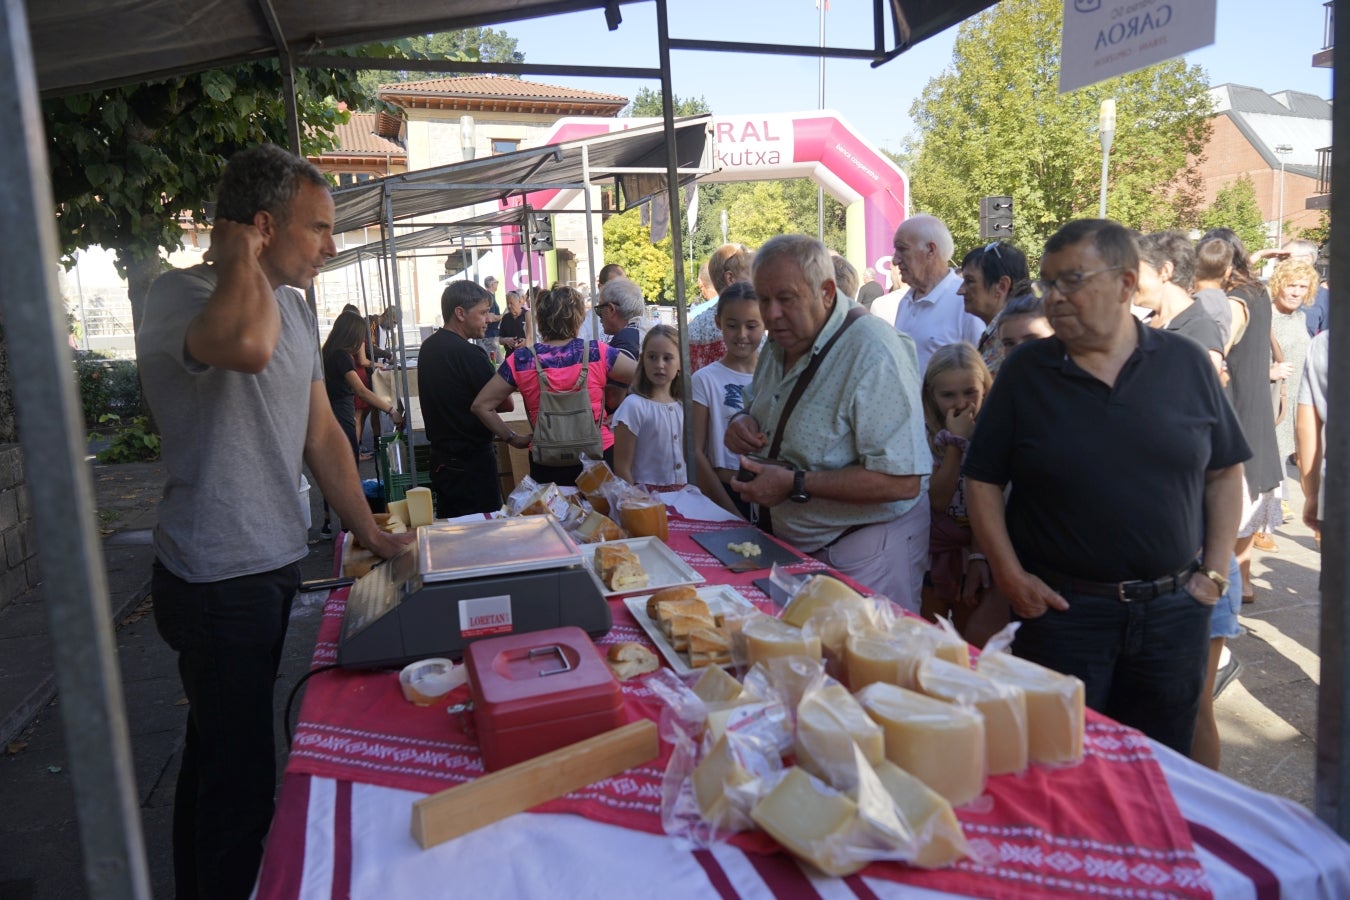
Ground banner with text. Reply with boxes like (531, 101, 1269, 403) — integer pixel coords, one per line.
(1059, 0, 1216, 93)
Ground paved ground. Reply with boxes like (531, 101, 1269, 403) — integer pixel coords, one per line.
(0, 456, 1332, 897)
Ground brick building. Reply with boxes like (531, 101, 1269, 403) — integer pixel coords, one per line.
(1194, 84, 1330, 246)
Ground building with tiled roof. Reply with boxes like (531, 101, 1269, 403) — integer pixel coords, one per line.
(310, 111, 408, 187)
(379, 76, 628, 116)
(1193, 84, 1330, 242)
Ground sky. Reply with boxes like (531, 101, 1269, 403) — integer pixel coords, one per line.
(500, 0, 1333, 155)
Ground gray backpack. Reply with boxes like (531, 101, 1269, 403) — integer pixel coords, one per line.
(531, 347, 604, 467)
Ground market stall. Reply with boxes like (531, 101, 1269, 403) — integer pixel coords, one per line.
(254, 502, 1350, 899)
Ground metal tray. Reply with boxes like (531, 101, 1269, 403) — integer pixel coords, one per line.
(419, 517, 582, 583)
(623, 585, 755, 676)
(578, 537, 705, 598)
(691, 527, 802, 572)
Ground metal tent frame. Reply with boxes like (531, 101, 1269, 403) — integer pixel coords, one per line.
(1, 0, 1345, 895)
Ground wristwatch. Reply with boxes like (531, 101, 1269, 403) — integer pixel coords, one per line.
(1199, 567, 1229, 594)
(789, 468, 810, 504)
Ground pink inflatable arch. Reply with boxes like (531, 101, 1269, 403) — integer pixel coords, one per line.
(501, 112, 909, 293)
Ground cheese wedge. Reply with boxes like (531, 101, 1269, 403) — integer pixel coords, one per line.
(781, 574, 867, 628)
(872, 760, 969, 869)
(888, 616, 970, 668)
(976, 652, 1085, 766)
(404, 487, 434, 527)
(692, 734, 761, 831)
(386, 498, 410, 527)
(917, 657, 1028, 776)
(742, 615, 822, 668)
(845, 634, 929, 692)
(750, 768, 866, 877)
(705, 700, 791, 752)
(795, 681, 886, 784)
(692, 666, 743, 705)
(855, 682, 986, 806)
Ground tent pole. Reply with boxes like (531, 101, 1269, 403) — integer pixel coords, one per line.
(0, 0, 149, 893)
(655, 0, 695, 477)
(384, 190, 416, 485)
(582, 147, 599, 346)
(1314, 1, 1350, 839)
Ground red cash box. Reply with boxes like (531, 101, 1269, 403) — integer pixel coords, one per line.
(464, 626, 625, 771)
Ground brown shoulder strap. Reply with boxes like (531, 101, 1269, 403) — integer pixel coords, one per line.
(767, 306, 867, 459)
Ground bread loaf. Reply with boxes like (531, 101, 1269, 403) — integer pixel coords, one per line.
(644, 585, 699, 619)
(607, 642, 659, 680)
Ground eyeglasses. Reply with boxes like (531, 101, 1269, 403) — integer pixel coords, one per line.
(1030, 266, 1123, 299)
(594, 303, 614, 312)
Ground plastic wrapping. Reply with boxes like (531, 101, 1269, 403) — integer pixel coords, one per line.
(976, 624, 1085, 767)
(855, 681, 988, 807)
(889, 614, 971, 668)
(917, 656, 1028, 776)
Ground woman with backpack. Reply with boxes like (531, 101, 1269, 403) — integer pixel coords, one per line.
(472, 286, 637, 486)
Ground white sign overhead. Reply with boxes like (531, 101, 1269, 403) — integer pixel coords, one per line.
(1058, 0, 1216, 94)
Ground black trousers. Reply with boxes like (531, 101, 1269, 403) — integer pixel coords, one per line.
(430, 445, 502, 518)
(152, 560, 300, 900)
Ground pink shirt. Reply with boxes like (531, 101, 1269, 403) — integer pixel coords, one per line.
(500, 339, 620, 449)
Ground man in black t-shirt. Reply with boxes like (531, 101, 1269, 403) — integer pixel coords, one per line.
(419, 282, 515, 517)
(963, 219, 1250, 755)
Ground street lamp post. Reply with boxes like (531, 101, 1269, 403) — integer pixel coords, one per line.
(1098, 98, 1116, 219)
(1275, 143, 1293, 247)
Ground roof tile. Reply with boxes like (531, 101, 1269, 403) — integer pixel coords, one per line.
(378, 75, 627, 105)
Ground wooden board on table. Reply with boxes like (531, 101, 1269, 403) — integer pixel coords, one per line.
(411, 720, 659, 849)
(691, 526, 802, 572)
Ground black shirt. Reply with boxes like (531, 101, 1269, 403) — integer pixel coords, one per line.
(610, 322, 641, 360)
(499, 310, 528, 341)
(962, 322, 1250, 582)
(484, 300, 502, 339)
(417, 328, 498, 460)
(1163, 301, 1223, 356)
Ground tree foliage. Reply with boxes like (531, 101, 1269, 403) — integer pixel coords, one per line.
(627, 88, 711, 118)
(354, 28, 523, 99)
(1198, 175, 1268, 253)
(906, 0, 1212, 260)
(602, 209, 676, 303)
(45, 51, 392, 329)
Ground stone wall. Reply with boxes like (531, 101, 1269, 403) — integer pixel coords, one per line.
(0, 445, 36, 611)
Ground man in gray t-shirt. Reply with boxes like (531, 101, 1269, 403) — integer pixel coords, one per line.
(136, 145, 411, 898)
(1296, 330, 1330, 537)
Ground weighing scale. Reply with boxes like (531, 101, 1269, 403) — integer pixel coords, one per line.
(337, 517, 611, 669)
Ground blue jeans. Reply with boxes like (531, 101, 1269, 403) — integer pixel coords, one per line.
(1012, 584, 1214, 754)
(153, 560, 300, 900)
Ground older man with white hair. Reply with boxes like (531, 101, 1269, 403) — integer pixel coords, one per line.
(890, 214, 985, 370)
(596, 276, 648, 413)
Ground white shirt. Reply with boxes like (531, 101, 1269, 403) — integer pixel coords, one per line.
(612, 394, 687, 486)
(690, 361, 754, 471)
(892, 269, 985, 372)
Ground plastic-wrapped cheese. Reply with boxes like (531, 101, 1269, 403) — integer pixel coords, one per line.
(405, 486, 435, 527)
(794, 680, 885, 783)
(855, 682, 986, 806)
(888, 616, 970, 668)
(692, 665, 743, 705)
(742, 614, 821, 667)
(871, 760, 969, 869)
(917, 657, 1028, 776)
(976, 651, 1085, 765)
(750, 767, 866, 877)
(781, 574, 867, 628)
(705, 699, 792, 753)
(845, 634, 930, 692)
(692, 734, 761, 832)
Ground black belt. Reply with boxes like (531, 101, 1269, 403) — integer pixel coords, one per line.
(1031, 560, 1199, 603)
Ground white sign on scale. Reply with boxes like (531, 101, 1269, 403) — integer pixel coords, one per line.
(1058, 0, 1216, 94)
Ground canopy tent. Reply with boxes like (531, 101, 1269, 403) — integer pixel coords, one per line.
(2, 1, 1345, 896)
(321, 209, 530, 275)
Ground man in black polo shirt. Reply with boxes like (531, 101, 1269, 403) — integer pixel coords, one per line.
(419, 281, 514, 517)
(963, 219, 1249, 754)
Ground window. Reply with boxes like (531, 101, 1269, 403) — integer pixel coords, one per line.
(491, 139, 519, 155)
(337, 172, 375, 187)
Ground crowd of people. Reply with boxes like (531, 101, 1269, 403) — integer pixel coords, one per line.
(136, 143, 1333, 898)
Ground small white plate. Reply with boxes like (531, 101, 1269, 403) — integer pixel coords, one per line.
(624, 585, 755, 676)
(580, 537, 706, 598)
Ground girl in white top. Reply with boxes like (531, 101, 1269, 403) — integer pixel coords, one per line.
(613, 324, 687, 487)
(690, 282, 763, 518)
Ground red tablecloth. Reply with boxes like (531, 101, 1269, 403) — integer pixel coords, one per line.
(278, 515, 1210, 899)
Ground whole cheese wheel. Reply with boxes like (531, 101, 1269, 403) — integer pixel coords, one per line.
(742, 615, 821, 668)
(917, 657, 1028, 776)
(856, 682, 986, 806)
(976, 651, 1085, 765)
